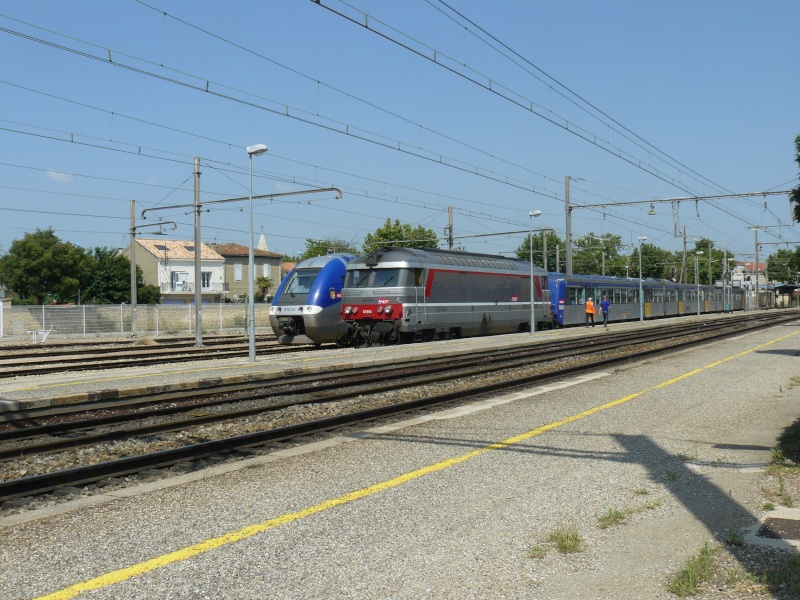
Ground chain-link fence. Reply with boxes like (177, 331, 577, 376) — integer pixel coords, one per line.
(0, 303, 273, 341)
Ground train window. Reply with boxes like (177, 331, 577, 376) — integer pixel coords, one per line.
(567, 287, 582, 305)
(414, 269, 423, 286)
(282, 268, 321, 296)
(345, 269, 371, 288)
(373, 269, 403, 287)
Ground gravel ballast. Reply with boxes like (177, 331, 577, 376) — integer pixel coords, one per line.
(1, 322, 800, 599)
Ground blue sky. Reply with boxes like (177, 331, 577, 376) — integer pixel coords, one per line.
(0, 0, 797, 262)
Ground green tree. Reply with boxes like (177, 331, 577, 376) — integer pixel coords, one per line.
(299, 237, 360, 261)
(0, 228, 94, 304)
(515, 230, 563, 271)
(83, 247, 131, 304)
(82, 247, 161, 304)
(571, 233, 628, 276)
(362, 218, 438, 250)
(629, 243, 673, 280)
(767, 248, 797, 283)
(789, 135, 800, 222)
(685, 239, 734, 285)
(255, 276, 273, 302)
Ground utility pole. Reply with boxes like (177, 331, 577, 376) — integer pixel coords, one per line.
(681, 227, 687, 284)
(130, 200, 137, 338)
(194, 157, 203, 347)
(542, 229, 548, 272)
(753, 226, 760, 310)
(565, 176, 572, 276)
(445, 207, 454, 250)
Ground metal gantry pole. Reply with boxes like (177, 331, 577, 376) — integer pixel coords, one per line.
(194, 157, 203, 347)
(638, 236, 647, 322)
(130, 200, 137, 338)
(696, 254, 700, 317)
(529, 217, 534, 335)
(529, 211, 541, 334)
(565, 175, 572, 276)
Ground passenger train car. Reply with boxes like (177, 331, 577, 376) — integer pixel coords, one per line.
(268, 253, 355, 345)
(548, 274, 744, 327)
(338, 247, 549, 347)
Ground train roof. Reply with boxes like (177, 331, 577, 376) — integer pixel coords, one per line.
(551, 273, 721, 290)
(350, 246, 547, 275)
(292, 253, 355, 270)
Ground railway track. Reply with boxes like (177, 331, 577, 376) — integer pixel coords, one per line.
(0, 312, 796, 506)
(0, 337, 312, 379)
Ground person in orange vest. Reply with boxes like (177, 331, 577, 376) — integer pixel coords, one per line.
(585, 297, 596, 327)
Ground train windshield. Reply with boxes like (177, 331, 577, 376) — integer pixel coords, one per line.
(278, 268, 322, 301)
(345, 268, 408, 288)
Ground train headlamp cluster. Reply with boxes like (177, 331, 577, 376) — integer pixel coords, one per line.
(344, 305, 395, 317)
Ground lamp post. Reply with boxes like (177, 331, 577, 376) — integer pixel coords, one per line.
(529, 210, 542, 334)
(246, 143, 268, 363)
(637, 236, 647, 322)
(695, 251, 704, 317)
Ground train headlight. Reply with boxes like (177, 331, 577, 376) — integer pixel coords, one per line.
(344, 306, 352, 315)
(306, 306, 313, 313)
(377, 306, 384, 314)
(384, 305, 392, 315)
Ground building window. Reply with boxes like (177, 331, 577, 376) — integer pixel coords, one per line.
(201, 272, 212, 289)
(171, 271, 189, 292)
(234, 263, 242, 281)
(263, 264, 271, 278)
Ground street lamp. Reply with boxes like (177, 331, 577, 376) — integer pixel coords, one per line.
(695, 251, 704, 317)
(246, 143, 268, 363)
(529, 210, 542, 334)
(637, 236, 647, 322)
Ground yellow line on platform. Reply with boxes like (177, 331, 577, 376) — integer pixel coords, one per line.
(35, 329, 800, 599)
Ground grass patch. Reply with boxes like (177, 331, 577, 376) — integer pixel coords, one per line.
(667, 542, 717, 596)
(597, 508, 627, 529)
(547, 525, 583, 554)
(633, 487, 649, 496)
(772, 446, 787, 464)
(724, 526, 743, 546)
(762, 501, 775, 511)
(527, 545, 547, 559)
(643, 497, 664, 510)
(666, 471, 679, 481)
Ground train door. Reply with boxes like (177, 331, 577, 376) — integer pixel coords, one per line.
(551, 278, 566, 326)
(417, 268, 427, 325)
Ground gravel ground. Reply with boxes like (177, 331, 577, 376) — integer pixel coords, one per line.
(1, 323, 800, 599)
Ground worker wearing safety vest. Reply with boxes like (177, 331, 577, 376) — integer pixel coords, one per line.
(585, 297, 596, 327)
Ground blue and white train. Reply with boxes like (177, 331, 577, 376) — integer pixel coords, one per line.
(268, 253, 355, 345)
(548, 274, 744, 327)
